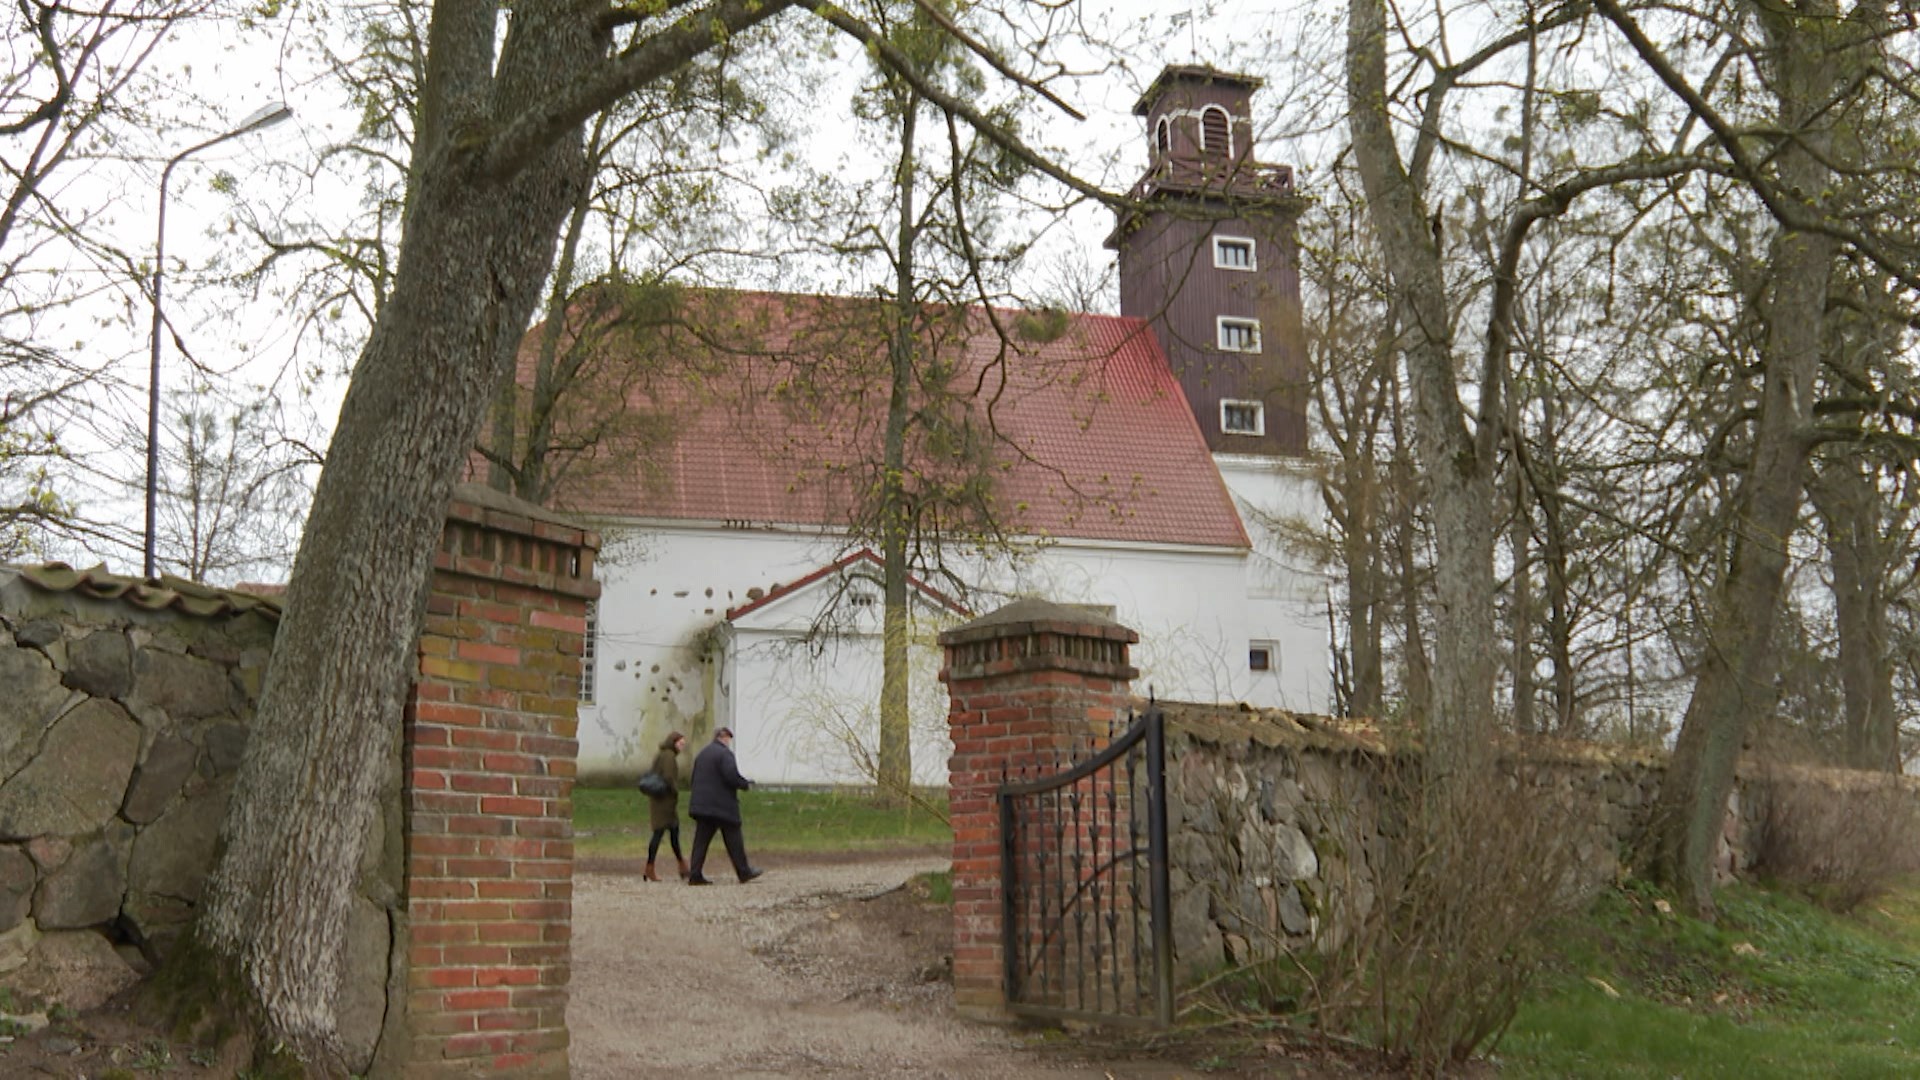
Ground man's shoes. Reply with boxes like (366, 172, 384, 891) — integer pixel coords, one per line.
(687, 874, 712, 886)
(739, 868, 763, 883)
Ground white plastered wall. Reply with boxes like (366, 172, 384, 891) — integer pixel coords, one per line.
(575, 493, 1332, 785)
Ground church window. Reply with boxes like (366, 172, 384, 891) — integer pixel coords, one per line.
(1201, 106, 1231, 157)
(1156, 116, 1171, 156)
(1214, 236, 1256, 270)
(1221, 399, 1265, 436)
(1249, 642, 1275, 671)
(1217, 317, 1261, 353)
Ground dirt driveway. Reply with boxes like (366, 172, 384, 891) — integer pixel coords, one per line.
(0, 851, 1363, 1078)
(570, 852, 1193, 1079)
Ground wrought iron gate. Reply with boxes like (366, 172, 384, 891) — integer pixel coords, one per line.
(997, 705, 1172, 1026)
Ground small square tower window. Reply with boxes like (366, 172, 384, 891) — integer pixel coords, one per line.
(1214, 236, 1256, 271)
(1221, 399, 1265, 436)
(1217, 317, 1261, 353)
(1249, 642, 1275, 672)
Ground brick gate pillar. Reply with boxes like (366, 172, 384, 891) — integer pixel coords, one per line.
(938, 599, 1138, 1019)
(397, 484, 599, 1077)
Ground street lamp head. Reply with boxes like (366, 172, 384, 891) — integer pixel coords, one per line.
(142, 99, 296, 581)
(236, 103, 294, 135)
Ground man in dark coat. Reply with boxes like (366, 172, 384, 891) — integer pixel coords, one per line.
(686, 726, 762, 885)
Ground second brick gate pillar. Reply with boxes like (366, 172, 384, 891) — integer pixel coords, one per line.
(938, 598, 1138, 1019)
(398, 484, 599, 1077)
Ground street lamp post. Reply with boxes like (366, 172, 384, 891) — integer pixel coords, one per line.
(144, 103, 294, 581)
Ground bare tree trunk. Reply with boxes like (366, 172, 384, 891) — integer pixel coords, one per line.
(1347, 0, 1498, 777)
(1389, 403, 1431, 726)
(512, 142, 599, 503)
(877, 95, 920, 805)
(1810, 460, 1902, 772)
(200, 137, 589, 1069)
(1344, 476, 1385, 719)
(1540, 391, 1577, 734)
(1305, 201, 1389, 721)
(1652, 2, 1841, 916)
(1510, 464, 1536, 734)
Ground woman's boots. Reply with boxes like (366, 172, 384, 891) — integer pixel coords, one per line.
(643, 861, 661, 882)
(676, 856, 690, 880)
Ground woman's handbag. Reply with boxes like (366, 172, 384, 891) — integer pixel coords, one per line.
(636, 771, 670, 797)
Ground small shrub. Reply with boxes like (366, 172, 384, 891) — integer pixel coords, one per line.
(132, 1039, 174, 1070)
(1186, 745, 1599, 1075)
(1311, 753, 1595, 1074)
(1753, 773, 1920, 913)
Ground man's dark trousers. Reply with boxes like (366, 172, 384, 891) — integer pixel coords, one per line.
(689, 814, 752, 880)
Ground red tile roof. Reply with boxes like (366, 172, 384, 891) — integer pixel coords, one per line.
(525, 290, 1249, 550)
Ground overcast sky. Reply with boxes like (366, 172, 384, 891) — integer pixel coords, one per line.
(45, 0, 1326, 578)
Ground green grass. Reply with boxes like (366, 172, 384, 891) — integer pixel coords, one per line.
(1499, 879, 1920, 1078)
(573, 786, 952, 857)
(916, 868, 954, 904)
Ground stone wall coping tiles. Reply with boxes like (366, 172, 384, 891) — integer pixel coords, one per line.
(3, 564, 283, 623)
(1160, 701, 1694, 772)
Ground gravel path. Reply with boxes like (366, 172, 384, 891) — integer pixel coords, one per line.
(568, 855, 1131, 1079)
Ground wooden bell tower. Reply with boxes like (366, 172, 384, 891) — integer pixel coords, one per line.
(1107, 66, 1309, 458)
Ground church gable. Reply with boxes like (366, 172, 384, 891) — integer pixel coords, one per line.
(724, 548, 970, 636)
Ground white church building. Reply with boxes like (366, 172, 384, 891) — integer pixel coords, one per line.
(540, 66, 1331, 785)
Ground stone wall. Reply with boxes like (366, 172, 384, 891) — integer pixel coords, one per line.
(0, 484, 596, 1078)
(0, 565, 405, 1069)
(1155, 703, 1920, 979)
(940, 608, 1920, 1010)
(1156, 705, 1658, 975)
(0, 566, 281, 1007)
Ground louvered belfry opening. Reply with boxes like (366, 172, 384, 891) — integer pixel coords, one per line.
(1201, 105, 1229, 158)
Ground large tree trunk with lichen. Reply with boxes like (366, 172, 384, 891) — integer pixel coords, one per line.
(1651, 1, 1844, 918)
(194, 19, 593, 1064)
(1346, 0, 1498, 779)
(188, 0, 797, 1064)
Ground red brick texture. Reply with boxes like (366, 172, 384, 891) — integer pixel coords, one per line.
(401, 487, 599, 1077)
(938, 600, 1138, 1017)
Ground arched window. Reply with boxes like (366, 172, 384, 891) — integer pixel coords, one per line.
(1201, 106, 1231, 158)
(1155, 116, 1171, 156)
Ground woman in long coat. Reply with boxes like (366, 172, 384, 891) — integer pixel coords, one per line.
(644, 731, 688, 881)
